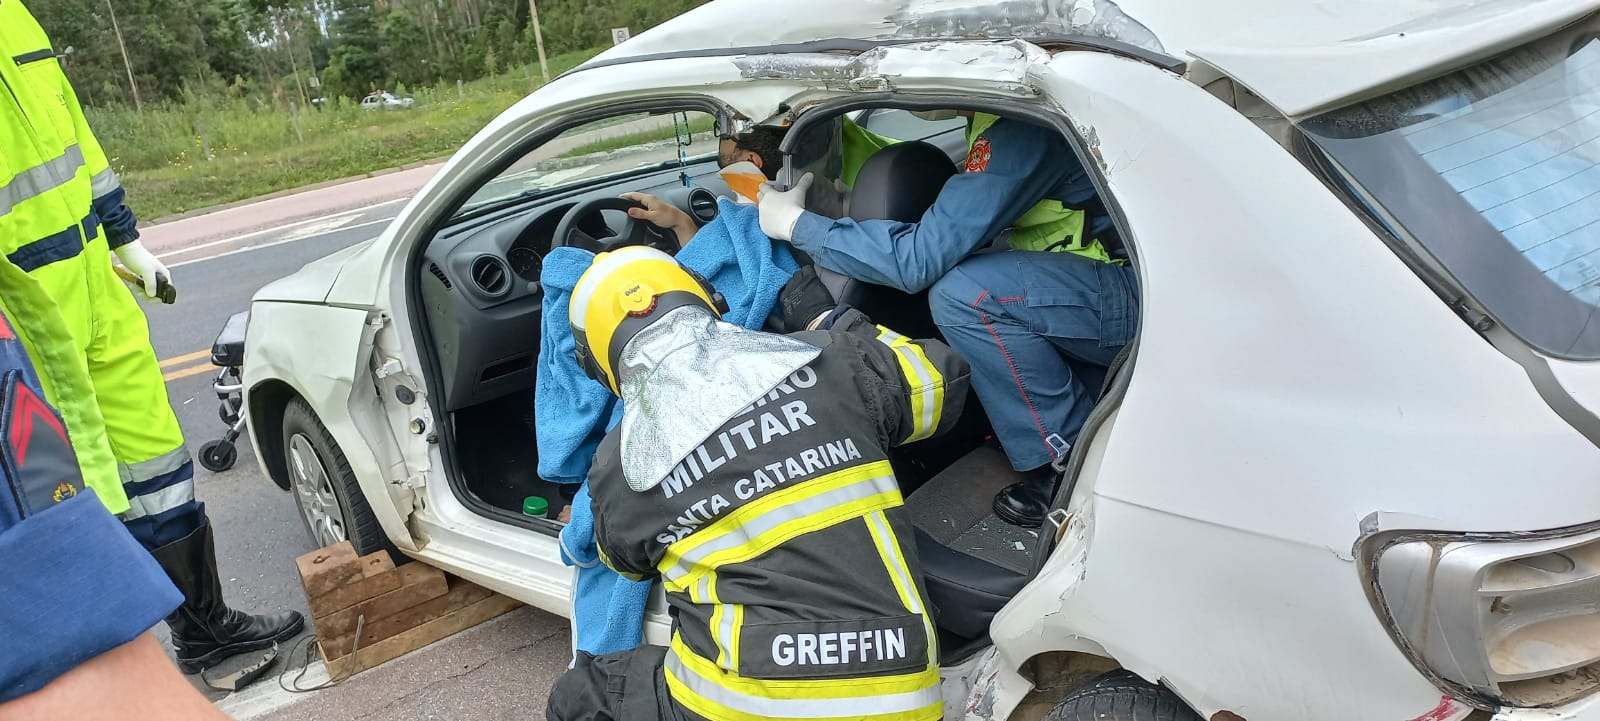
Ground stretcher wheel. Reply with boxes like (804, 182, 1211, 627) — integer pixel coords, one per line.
(199, 440, 238, 472)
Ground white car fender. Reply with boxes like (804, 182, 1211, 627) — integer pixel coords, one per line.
(244, 300, 418, 551)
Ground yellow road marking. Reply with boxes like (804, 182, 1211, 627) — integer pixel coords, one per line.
(163, 363, 215, 382)
(159, 349, 210, 368)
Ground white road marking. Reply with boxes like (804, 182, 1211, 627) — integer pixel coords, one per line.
(215, 658, 330, 720)
(169, 217, 391, 268)
(154, 197, 409, 261)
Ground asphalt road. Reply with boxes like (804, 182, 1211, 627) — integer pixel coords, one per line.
(141, 201, 570, 719)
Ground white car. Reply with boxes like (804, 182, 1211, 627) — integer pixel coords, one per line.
(244, 0, 1600, 719)
(360, 91, 414, 110)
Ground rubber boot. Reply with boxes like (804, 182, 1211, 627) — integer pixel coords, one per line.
(991, 465, 1059, 529)
(149, 520, 305, 674)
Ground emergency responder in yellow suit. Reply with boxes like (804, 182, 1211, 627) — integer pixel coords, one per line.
(0, 0, 301, 673)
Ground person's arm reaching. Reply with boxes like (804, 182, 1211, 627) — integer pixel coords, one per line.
(621, 192, 697, 248)
(828, 308, 971, 445)
(765, 119, 1074, 293)
(775, 266, 970, 446)
(586, 441, 654, 583)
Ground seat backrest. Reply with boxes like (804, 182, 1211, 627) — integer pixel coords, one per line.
(848, 141, 957, 222)
(814, 141, 957, 340)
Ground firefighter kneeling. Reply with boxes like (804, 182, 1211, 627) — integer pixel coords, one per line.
(548, 248, 970, 721)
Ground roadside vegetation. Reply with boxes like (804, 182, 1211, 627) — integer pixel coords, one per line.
(30, 0, 714, 219)
(91, 50, 600, 219)
(558, 116, 717, 158)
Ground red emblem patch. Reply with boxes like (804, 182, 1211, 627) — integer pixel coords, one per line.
(965, 136, 992, 173)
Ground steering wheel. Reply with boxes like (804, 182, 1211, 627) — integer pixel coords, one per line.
(551, 197, 678, 254)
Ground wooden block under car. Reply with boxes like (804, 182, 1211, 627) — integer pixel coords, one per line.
(295, 541, 364, 599)
(306, 552, 402, 619)
(317, 575, 497, 658)
(320, 591, 522, 681)
(315, 563, 449, 633)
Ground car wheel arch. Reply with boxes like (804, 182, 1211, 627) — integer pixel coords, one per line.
(246, 377, 301, 491)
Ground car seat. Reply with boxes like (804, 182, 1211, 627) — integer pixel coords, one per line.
(813, 140, 955, 340)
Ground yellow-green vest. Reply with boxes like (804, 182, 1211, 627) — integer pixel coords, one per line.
(968, 114, 1111, 263)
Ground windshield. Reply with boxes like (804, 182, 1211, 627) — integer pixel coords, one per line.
(456, 111, 716, 218)
(1302, 19, 1600, 358)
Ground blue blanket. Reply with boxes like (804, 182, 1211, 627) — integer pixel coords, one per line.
(538, 199, 798, 655)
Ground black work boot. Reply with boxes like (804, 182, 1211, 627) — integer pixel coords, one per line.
(992, 465, 1060, 529)
(150, 520, 305, 673)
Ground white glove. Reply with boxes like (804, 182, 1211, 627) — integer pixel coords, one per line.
(757, 173, 813, 242)
(113, 241, 171, 300)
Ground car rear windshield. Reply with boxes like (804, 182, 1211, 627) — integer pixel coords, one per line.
(1301, 20, 1600, 358)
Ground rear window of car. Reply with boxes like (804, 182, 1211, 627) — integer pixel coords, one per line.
(1301, 19, 1600, 358)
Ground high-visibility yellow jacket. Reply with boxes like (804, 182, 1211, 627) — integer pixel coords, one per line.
(0, 0, 163, 513)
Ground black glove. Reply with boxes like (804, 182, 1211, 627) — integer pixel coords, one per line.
(774, 265, 836, 333)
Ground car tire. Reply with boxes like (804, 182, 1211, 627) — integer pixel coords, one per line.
(281, 397, 389, 556)
(1043, 670, 1203, 721)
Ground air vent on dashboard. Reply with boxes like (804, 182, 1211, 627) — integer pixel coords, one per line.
(470, 255, 511, 297)
(428, 263, 453, 290)
(688, 188, 719, 224)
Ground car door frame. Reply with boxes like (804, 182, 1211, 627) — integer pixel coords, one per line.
(359, 56, 809, 620)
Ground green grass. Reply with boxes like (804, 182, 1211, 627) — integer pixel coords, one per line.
(93, 48, 604, 220)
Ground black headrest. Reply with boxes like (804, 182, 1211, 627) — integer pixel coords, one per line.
(848, 141, 957, 222)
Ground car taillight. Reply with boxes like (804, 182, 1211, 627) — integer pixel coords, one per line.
(1362, 526, 1600, 708)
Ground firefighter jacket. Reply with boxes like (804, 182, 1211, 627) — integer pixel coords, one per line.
(589, 309, 971, 721)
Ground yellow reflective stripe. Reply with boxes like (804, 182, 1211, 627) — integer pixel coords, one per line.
(593, 544, 646, 581)
(874, 327, 945, 443)
(670, 482, 902, 592)
(668, 633, 941, 703)
(660, 460, 898, 590)
(864, 511, 938, 666)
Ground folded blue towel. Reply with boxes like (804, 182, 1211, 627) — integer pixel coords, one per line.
(536, 247, 619, 487)
(558, 483, 652, 659)
(537, 199, 798, 656)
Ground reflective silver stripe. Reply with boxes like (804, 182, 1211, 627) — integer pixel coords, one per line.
(89, 166, 119, 198)
(716, 602, 737, 668)
(661, 469, 898, 583)
(117, 446, 190, 485)
(120, 478, 196, 521)
(0, 145, 84, 217)
(878, 329, 938, 441)
(865, 511, 925, 616)
(665, 650, 942, 719)
(866, 510, 937, 665)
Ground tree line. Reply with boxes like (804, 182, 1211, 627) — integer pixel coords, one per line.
(27, 0, 711, 108)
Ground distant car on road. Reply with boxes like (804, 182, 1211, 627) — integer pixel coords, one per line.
(242, 1, 1600, 721)
(360, 91, 414, 110)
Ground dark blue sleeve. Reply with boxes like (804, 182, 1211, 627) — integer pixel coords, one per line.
(788, 119, 1075, 293)
(0, 326, 179, 702)
(92, 185, 141, 249)
(0, 489, 183, 702)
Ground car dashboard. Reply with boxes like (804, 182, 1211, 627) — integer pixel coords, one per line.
(420, 160, 731, 411)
